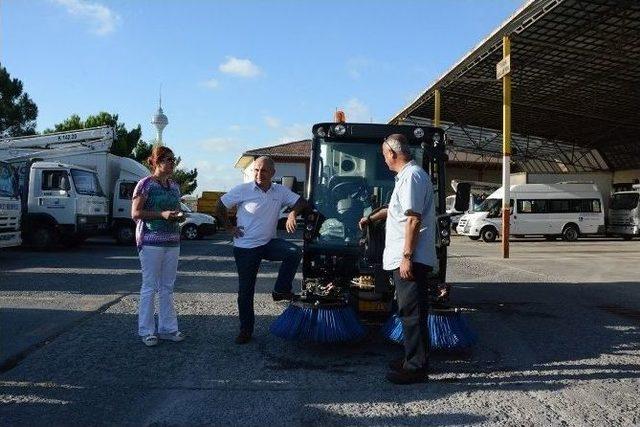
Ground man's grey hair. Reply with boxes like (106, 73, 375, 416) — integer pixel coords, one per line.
(384, 134, 412, 158)
(254, 156, 275, 171)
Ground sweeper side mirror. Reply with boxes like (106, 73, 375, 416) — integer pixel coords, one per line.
(454, 183, 471, 212)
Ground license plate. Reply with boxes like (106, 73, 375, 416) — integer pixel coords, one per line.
(358, 300, 389, 313)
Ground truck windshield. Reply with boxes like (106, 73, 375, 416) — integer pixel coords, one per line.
(311, 139, 424, 246)
(71, 169, 104, 196)
(0, 162, 18, 198)
(611, 193, 639, 210)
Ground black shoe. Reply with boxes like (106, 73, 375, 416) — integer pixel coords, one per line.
(385, 368, 428, 385)
(272, 291, 295, 302)
(388, 358, 404, 371)
(234, 330, 252, 345)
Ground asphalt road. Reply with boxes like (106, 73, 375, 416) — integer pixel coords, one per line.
(1, 233, 639, 425)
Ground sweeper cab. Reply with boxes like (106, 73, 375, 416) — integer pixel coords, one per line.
(298, 122, 451, 321)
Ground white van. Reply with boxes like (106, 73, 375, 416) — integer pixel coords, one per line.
(456, 183, 604, 242)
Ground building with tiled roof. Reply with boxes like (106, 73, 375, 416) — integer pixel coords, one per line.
(234, 140, 312, 193)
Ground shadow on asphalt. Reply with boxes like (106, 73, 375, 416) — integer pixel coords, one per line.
(1, 283, 639, 425)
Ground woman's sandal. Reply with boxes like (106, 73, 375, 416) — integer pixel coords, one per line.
(142, 335, 158, 347)
(158, 331, 185, 342)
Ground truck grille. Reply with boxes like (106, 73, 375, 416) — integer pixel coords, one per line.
(0, 216, 20, 232)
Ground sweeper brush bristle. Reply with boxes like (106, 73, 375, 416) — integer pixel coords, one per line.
(271, 303, 366, 343)
(381, 310, 476, 351)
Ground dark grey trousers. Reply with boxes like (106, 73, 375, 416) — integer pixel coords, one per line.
(392, 262, 432, 371)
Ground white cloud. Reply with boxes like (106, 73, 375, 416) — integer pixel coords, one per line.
(190, 160, 244, 193)
(200, 137, 247, 153)
(267, 123, 310, 146)
(263, 115, 281, 129)
(52, 0, 120, 35)
(346, 56, 372, 80)
(219, 57, 261, 78)
(200, 78, 219, 90)
(229, 124, 243, 132)
(343, 98, 372, 122)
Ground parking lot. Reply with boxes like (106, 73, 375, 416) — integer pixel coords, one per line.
(1, 233, 639, 425)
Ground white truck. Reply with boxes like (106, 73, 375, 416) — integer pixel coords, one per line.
(0, 160, 22, 248)
(0, 127, 141, 247)
(607, 184, 640, 240)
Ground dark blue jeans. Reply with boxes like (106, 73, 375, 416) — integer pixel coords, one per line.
(232, 238, 302, 333)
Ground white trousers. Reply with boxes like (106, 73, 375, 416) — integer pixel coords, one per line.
(138, 245, 180, 336)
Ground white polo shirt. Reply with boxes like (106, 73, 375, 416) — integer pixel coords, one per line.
(383, 160, 436, 271)
(221, 182, 300, 248)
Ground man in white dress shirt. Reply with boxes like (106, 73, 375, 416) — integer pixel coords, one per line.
(359, 134, 435, 384)
(218, 156, 309, 344)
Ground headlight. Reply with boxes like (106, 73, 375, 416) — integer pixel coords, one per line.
(413, 128, 424, 139)
(79, 216, 87, 224)
(316, 127, 326, 137)
(333, 124, 346, 136)
(432, 133, 441, 144)
(441, 229, 449, 237)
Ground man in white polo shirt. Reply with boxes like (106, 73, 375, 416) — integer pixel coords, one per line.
(218, 156, 309, 344)
(359, 134, 435, 384)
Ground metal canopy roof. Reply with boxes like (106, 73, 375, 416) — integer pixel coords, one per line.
(390, 0, 640, 172)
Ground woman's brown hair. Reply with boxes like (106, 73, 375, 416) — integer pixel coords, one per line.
(147, 146, 175, 169)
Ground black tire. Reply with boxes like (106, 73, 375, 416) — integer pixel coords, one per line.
(481, 227, 498, 243)
(469, 236, 481, 241)
(115, 225, 135, 245)
(182, 224, 198, 240)
(562, 224, 579, 242)
(29, 226, 56, 250)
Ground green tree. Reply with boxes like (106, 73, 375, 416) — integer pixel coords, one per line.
(173, 159, 198, 195)
(0, 65, 38, 137)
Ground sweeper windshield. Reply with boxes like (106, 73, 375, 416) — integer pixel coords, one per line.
(310, 138, 426, 247)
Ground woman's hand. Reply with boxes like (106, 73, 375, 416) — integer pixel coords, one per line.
(161, 210, 180, 221)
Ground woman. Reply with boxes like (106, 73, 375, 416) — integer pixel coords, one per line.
(131, 146, 185, 347)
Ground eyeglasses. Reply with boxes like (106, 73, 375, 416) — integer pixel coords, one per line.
(383, 139, 396, 154)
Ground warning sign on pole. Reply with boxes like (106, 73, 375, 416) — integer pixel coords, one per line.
(496, 55, 511, 80)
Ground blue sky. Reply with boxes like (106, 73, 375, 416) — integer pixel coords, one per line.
(2, 0, 522, 193)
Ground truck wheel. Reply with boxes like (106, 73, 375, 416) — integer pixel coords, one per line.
(481, 226, 498, 243)
(182, 224, 198, 240)
(469, 236, 480, 241)
(116, 225, 135, 245)
(30, 227, 56, 250)
(562, 224, 579, 242)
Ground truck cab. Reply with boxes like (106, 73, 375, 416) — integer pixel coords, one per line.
(19, 161, 108, 249)
(607, 185, 640, 240)
(0, 161, 22, 248)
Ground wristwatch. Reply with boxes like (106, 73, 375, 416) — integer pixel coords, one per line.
(403, 252, 413, 260)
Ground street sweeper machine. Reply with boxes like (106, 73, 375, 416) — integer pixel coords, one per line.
(270, 122, 476, 348)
